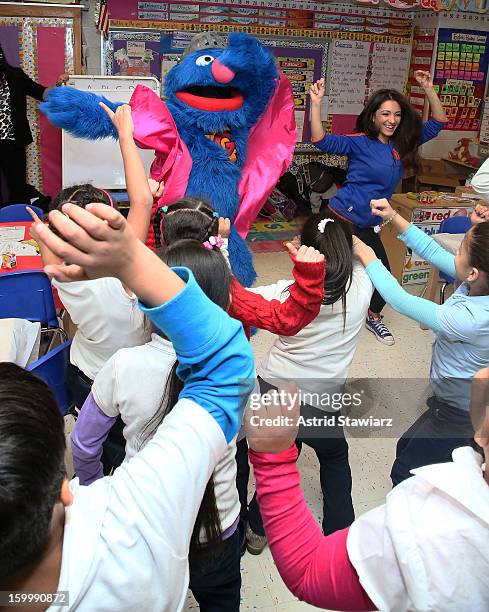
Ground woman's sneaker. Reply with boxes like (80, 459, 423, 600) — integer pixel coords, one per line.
(366, 313, 395, 345)
(246, 524, 267, 555)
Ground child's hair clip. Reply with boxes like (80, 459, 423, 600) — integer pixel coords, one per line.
(317, 218, 334, 233)
(203, 235, 224, 250)
(161, 206, 168, 213)
(212, 212, 219, 218)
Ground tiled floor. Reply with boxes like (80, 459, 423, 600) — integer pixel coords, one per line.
(182, 250, 434, 611)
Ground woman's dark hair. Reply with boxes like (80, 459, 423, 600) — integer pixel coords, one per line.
(466, 222, 489, 291)
(356, 89, 423, 173)
(137, 239, 231, 556)
(0, 364, 65, 579)
(300, 211, 353, 326)
(153, 197, 219, 247)
(50, 184, 111, 211)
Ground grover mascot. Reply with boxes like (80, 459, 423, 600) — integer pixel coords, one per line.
(41, 32, 296, 285)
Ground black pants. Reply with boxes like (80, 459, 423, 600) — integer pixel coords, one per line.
(353, 226, 390, 314)
(241, 378, 355, 537)
(0, 141, 29, 205)
(66, 363, 92, 411)
(189, 529, 241, 612)
(391, 396, 474, 486)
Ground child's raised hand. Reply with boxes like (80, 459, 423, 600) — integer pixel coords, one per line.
(286, 242, 324, 264)
(309, 78, 325, 105)
(100, 102, 134, 140)
(26, 206, 43, 241)
(35, 203, 141, 284)
(470, 203, 489, 225)
(370, 198, 395, 220)
(218, 217, 231, 238)
(148, 178, 165, 198)
(245, 383, 300, 454)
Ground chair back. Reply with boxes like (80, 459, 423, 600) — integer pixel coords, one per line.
(0, 270, 58, 327)
(27, 340, 72, 414)
(437, 216, 471, 286)
(438, 215, 472, 235)
(0, 204, 43, 222)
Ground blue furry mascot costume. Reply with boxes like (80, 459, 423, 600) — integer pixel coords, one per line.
(41, 32, 296, 285)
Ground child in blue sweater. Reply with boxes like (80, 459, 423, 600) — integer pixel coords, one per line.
(309, 71, 447, 345)
(354, 197, 489, 485)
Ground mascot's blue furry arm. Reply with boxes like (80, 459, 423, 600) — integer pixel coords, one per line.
(41, 32, 296, 286)
(40, 87, 122, 140)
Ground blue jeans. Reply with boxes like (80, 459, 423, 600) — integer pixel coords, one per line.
(189, 528, 241, 612)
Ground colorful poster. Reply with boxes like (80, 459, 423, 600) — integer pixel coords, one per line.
(109, 32, 161, 80)
(433, 28, 489, 131)
(258, 39, 327, 147)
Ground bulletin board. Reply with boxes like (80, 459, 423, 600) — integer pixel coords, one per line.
(106, 31, 162, 80)
(327, 38, 411, 135)
(433, 28, 489, 131)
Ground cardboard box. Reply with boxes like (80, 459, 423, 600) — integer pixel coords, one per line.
(417, 158, 462, 189)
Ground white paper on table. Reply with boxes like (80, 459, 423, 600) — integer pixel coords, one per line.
(0, 226, 25, 242)
(0, 241, 39, 256)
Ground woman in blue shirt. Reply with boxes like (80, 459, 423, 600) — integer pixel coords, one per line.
(310, 71, 447, 345)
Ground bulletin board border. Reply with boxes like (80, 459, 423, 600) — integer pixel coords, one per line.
(109, 19, 410, 45)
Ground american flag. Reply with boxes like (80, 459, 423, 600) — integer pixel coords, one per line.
(95, 0, 109, 39)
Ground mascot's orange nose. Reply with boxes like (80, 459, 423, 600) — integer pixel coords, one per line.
(211, 59, 235, 84)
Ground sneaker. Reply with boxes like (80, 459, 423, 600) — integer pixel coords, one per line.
(366, 313, 395, 345)
(246, 524, 267, 555)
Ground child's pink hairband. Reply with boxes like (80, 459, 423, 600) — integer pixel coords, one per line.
(203, 235, 224, 250)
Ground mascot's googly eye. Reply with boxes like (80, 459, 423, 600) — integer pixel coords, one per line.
(196, 55, 215, 67)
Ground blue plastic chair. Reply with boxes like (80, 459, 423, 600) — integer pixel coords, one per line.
(437, 215, 472, 303)
(27, 340, 72, 414)
(0, 204, 43, 222)
(0, 270, 58, 327)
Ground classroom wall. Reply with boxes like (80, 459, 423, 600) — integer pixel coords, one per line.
(82, 0, 102, 74)
(80, 1, 489, 167)
(413, 10, 489, 161)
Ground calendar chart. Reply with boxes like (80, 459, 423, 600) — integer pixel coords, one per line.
(433, 29, 489, 132)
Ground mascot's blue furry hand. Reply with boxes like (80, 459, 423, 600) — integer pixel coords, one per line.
(40, 86, 123, 140)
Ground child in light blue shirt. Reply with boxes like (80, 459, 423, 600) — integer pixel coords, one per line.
(354, 198, 489, 484)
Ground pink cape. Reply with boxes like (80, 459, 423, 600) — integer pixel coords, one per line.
(129, 77, 296, 245)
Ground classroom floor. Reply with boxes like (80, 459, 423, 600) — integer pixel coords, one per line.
(182, 249, 434, 611)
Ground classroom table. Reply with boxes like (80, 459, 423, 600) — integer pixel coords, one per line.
(0, 221, 62, 308)
(0, 221, 41, 273)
